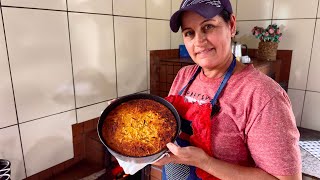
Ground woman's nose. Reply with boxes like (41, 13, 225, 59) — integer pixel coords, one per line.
(194, 32, 207, 46)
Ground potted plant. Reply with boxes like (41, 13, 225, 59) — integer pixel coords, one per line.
(252, 24, 283, 61)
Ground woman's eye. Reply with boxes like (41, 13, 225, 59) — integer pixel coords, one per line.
(203, 24, 214, 31)
(184, 31, 194, 37)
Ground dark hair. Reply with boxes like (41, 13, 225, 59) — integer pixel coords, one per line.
(219, 9, 232, 23)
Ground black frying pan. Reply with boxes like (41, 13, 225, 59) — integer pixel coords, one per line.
(97, 93, 181, 164)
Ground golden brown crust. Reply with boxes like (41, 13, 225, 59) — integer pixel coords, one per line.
(102, 99, 177, 157)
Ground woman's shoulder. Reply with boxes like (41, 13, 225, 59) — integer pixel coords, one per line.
(168, 65, 199, 96)
(234, 65, 285, 98)
(174, 64, 199, 80)
(178, 64, 199, 75)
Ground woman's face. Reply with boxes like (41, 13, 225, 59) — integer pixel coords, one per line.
(181, 11, 236, 70)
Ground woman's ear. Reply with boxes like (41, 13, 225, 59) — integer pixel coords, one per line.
(230, 14, 237, 37)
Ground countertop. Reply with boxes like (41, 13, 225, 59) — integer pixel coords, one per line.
(299, 127, 320, 179)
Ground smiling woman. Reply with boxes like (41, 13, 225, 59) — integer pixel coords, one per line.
(154, 0, 302, 180)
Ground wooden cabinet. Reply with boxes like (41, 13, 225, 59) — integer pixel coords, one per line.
(150, 165, 162, 180)
(150, 49, 292, 98)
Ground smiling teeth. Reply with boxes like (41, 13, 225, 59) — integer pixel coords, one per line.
(198, 48, 212, 54)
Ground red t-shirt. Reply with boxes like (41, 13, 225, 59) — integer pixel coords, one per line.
(169, 64, 301, 176)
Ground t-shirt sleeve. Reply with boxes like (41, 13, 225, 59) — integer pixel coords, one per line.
(168, 66, 190, 96)
(246, 91, 301, 176)
(168, 71, 182, 96)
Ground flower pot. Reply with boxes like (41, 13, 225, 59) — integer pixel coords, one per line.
(257, 41, 278, 61)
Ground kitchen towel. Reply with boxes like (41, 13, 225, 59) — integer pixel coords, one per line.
(299, 141, 320, 161)
(116, 153, 169, 175)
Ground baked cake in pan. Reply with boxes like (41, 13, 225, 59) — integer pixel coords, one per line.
(102, 99, 177, 157)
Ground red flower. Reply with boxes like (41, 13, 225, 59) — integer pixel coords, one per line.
(269, 28, 274, 34)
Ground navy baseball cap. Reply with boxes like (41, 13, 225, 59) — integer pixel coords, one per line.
(170, 0, 233, 32)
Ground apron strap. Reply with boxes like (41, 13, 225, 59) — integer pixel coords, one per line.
(210, 56, 236, 118)
(178, 66, 202, 95)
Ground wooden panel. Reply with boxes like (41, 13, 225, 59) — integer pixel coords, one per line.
(246, 49, 292, 84)
(150, 165, 162, 179)
(151, 175, 161, 180)
(150, 50, 179, 95)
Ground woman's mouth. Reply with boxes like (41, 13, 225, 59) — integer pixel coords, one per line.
(195, 48, 214, 57)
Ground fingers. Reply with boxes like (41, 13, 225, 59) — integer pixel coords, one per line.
(164, 144, 208, 167)
(153, 153, 173, 166)
(166, 144, 201, 159)
(166, 143, 180, 156)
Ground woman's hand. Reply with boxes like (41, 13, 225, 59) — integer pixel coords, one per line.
(153, 142, 210, 168)
(153, 143, 295, 180)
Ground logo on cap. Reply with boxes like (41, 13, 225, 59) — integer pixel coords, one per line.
(181, 0, 222, 8)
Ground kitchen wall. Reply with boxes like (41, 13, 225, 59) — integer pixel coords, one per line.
(0, 0, 177, 179)
(0, 0, 319, 179)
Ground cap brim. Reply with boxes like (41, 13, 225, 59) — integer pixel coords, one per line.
(170, 3, 224, 32)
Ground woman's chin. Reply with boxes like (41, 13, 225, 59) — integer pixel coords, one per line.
(195, 59, 218, 69)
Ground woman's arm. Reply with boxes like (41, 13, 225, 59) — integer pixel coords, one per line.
(154, 143, 302, 180)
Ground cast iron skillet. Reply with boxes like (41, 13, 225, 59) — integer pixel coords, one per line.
(97, 93, 181, 164)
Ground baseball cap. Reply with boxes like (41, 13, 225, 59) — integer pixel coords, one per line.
(170, 0, 233, 32)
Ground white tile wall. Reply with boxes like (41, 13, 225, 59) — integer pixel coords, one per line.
(1, 0, 66, 10)
(288, 89, 305, 126)
(0, 9, 17, 128)
(235, 20, 272, 49)
(237, 0, 273, 20)
(77, 101, 108, 123)
(20, 111, 76, 176)
(273, 19, 316, 90)
(2, 8, 74, 122)
(307, 19, 320, 92)
(67, 0, 112, 14)
(114, 17, 147, 96)
(68, 13, 117, 108)
(0, 126, 26, 180)
(147, 50, 150, 90)
(141, 90, 150, 94)
(113, 0, 146, 17)
(171, 0, 181, 16)
(301, 91, 320, 131)
(147, 0, 171, 20)
(273, 0, 318, 19)
(230, 0, 237, 16)
(147, 19, 170, 50)
(171, 30, 183, 49)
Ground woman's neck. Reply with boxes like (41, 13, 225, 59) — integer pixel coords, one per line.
(202, 54, 234, 79)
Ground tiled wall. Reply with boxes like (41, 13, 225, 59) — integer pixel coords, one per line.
(0, 0, 176, 179)
(1, 0, 320, 179)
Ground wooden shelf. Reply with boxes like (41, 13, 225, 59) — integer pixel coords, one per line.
(150, 49, 292, 98)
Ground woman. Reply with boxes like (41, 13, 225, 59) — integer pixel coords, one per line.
(154, 0, 302, 179)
